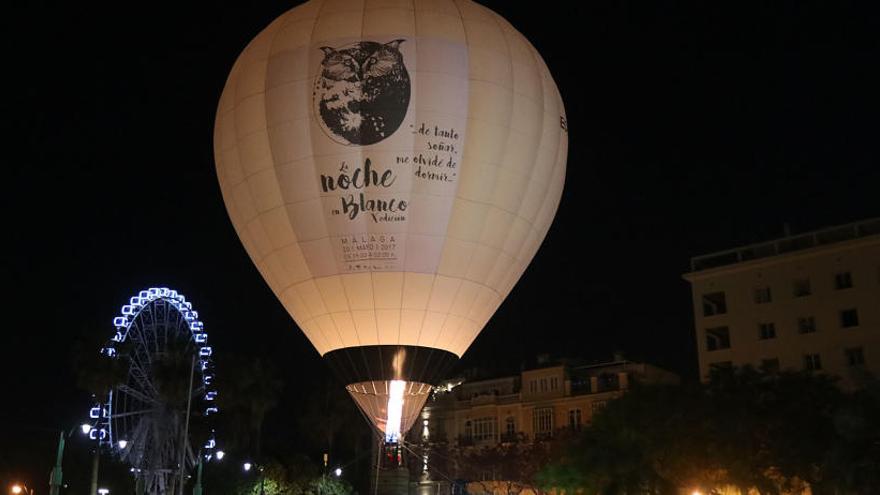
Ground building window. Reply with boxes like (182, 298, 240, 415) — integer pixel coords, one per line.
(505, 417, 515, 436)
(792, 278, 811, 297)
(529, 380, 536, 393)
(840, 309, 860, 328)
(706, 326, 731, 351)
(702, 292, 727, 316)
(591, 401, 607, 414)
(540, 379, 547, 392)
(533, 408, 553, 438)
(797, 316, 817, 334)
(760, 358, 780, 373)
(754, 287, 772, 304)
(464, 420, 472, 440)
(758, 322, 776, 340)
(835, 271, 853, 290)
(550, 377, 558, 391)
(845, 347, 865, 367)
(568, 409, 582, 430)
(472, 417, 496, 441)
(804, 353, 822, 371)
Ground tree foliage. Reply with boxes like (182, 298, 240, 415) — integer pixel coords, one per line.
(204, 454, 353, 495)
(297, 381, 364, 458)
(462, 441, 555, 495)
(71, 333, 128, 396)
(215, 354, 285, 457)
(410, 437, 557, 495)
(537, 368, 880, 495)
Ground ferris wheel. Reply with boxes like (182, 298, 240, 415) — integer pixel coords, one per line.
(85, 287, 219, 495)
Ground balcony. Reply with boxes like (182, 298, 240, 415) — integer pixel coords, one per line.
(570, 373, 624, 395)
(459, 392, 520, 407)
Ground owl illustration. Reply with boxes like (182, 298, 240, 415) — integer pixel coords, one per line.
(313, 40, 410, 146)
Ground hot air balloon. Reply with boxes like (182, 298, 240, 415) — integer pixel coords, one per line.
(214, 0, 567, 451)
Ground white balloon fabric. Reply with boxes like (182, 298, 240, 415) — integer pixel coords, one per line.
(215, 0, 566, 380)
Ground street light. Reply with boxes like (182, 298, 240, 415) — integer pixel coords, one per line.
(81, 424, 92, 435)
(97, 488, 110, 495)
(215, 450, 225, 461)
(243, 462, 252, 472)
(334, 468, 342, 477)
(118, 440, 128, 449)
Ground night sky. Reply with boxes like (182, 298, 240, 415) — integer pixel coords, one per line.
(2, 0, 878, 487)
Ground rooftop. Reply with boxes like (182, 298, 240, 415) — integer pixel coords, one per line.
(689, 217, 880, 273)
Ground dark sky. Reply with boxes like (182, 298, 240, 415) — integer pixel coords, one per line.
(2, 0, 878, 486)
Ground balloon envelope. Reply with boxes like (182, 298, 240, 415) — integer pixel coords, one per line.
(215, 0, 567, 441)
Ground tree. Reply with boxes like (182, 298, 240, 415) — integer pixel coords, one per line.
(203, 454, 353, 495)
(538, 383, 681, 495)
(71, 333, 128, 396)
(815, 377, 880, 494)
(297, 381, 363, 459)
(216, 354, 285, 457)
(307, 474, 352, 495)
(410, 435, 555, 495)
(462, 441, 553, 495)
(538, 367, 849, 495)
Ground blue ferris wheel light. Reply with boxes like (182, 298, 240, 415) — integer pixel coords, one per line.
(89, 428, 107, 441)
(109, 287, 212, 350)
(90, 286, 220, 471)
(89, 406, 107, 419)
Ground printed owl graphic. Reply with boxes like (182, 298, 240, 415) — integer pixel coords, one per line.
(313, 40, 411, 146)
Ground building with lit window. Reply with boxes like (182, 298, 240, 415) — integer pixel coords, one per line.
(412, 356, 679, 449)
(684, 217, 880, 387)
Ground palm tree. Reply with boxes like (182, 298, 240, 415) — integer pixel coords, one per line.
(71, 333, 129, 396)
(298, 382, 362, 457)
(216, 355, 285, 458)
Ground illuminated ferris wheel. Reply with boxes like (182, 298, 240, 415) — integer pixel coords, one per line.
(85, 287, 219, 495)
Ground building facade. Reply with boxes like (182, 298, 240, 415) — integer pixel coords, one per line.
(413, 357, 679, 448)
(683, 217, 880, 387)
